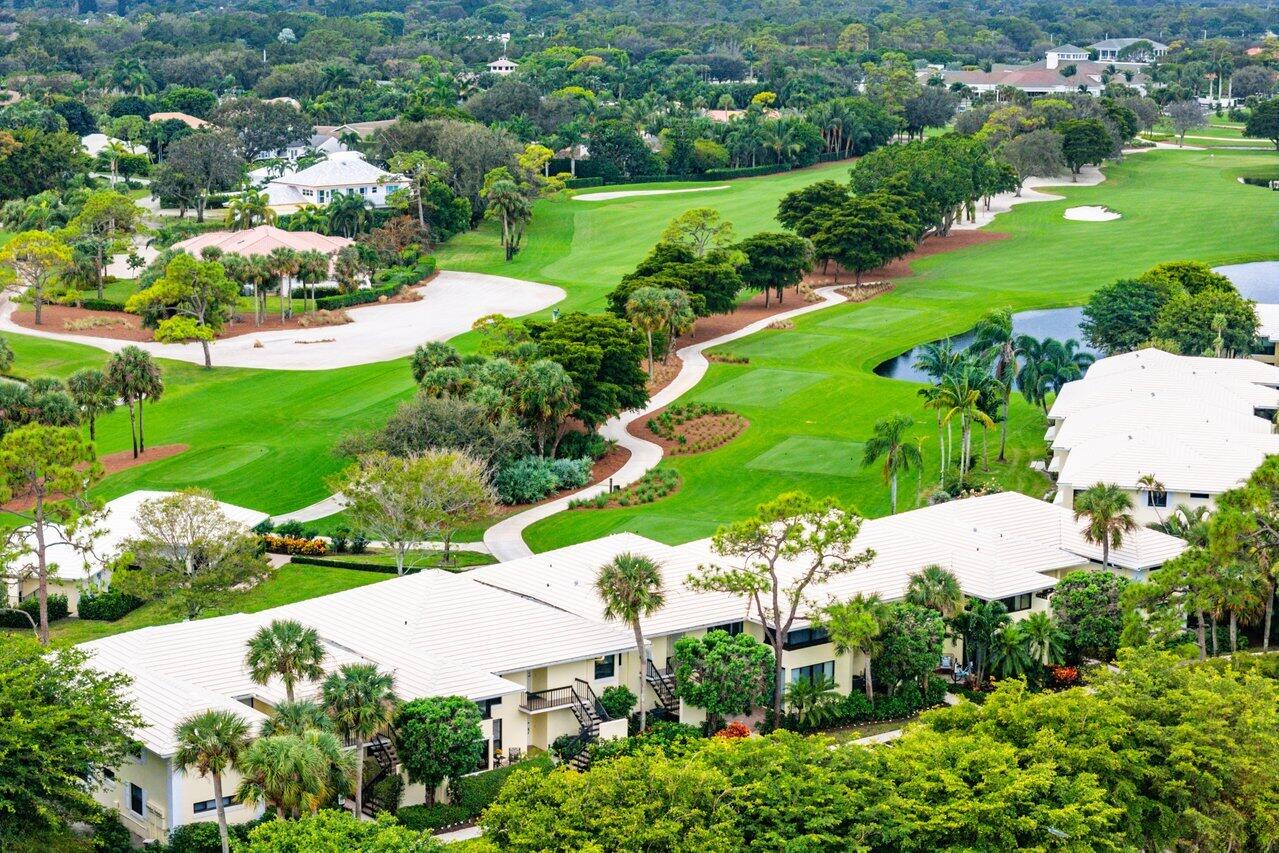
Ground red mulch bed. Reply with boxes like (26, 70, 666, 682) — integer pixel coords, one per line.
(11, 288, 427, 343)
(806, 230, 1009, 286)
(0, 443, 188, 512)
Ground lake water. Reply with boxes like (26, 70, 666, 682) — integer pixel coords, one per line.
(873, 262, 1279, 383)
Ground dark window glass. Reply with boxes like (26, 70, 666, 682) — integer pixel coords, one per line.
(129, 783, 144, 816)
(594, 655, 616, 679)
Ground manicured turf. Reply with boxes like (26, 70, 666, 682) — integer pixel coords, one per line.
(521, 148, 1279, 551)
(31, 562, 390, 647)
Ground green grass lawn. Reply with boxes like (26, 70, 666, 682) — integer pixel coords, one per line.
(1148, 118, 1273, 148)
(521, 148, 1279, 550)
(306, 548, 496, 570)
(27, 562, 390, 647)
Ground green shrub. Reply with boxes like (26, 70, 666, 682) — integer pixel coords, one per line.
(366, 759, 404, 814)
(330, 527, 349, 553)
(351, 532, 369, 554)
(600, 685, 638, 719)
(557, 430, 610, 460)
(588, 721, 704, 763)
(450, 755, 553, 816)
(548, 457, 591, 490)
(76, 298, 127, 312)
(167, 821, 223, 853)
(77, 589, 144, 621)
(315, 283, 402, 310)
(0, 593, 68, 628)
(494, 456, 558, 504)
(396, 803, 471, 831)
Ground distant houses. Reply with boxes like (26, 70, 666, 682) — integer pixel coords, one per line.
(259, 150, 403, 212)
(487, 56, 519, 76)
(926, 39, 1162, 98)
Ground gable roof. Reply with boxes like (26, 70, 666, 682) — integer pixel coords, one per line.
(172, 225, 351, 258)
(271, 151, 395, 189)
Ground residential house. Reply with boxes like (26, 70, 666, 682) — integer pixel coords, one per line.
(487, 56, 519, 76)
(81, 133, 147, 158)
(4, 491, 267, 616)
(148, 111, 210, 130)
(313, 119, 399, 141)
(1087, 38, 1169, 63)
(261, 151, 403, 212)
(926, 45, 1153, 98)
(1048, 349, 1279, 522)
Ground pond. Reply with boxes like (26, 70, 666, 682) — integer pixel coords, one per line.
(873, 262, 1279, 384)
(873, 306, 1093, 383)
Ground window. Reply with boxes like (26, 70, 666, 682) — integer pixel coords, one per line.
(1146, 490, 1167, 508)
(103, 768, 116, 781)
(789, 661, 834, 684)
(359, 186, 367, 195)
(476, 697, 501, 720)
(1190, 492, 1210, 500)
(705, 621, 744, 636)
(593, 655, 616, 679)
(492, 718, 502, 752)
(998, 593, 1033, 613)
(192, 795, 234, 814)
(128, 783, 145, 817)
(783, 626, 829, 650)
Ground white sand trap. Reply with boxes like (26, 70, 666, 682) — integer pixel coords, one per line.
(573, 184, 730, 202)
(1064, 205, 1121, 222)
(0, 271, 564, 371)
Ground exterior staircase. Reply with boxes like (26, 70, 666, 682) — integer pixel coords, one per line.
(360, 734, 398, 816)
(567, 678, 610, 771)
(646, 660, 680, 716)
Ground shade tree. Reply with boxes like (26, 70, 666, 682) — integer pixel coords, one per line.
(671, 629, 774, 728)
(394, 696, 484, 806)
(734, 232, 812, 306)
(0, 231, 73, 325)
(126, 253, 240, 368)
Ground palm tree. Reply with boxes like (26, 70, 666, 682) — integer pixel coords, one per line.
(245, 619, 327, 703)
(66, 367, 116, 441)
(914, 340, 963, 484)
(1151, 504, 1211, 546)
(235, 729, 355, 819)
(261, 699, 333, 736)
(937, 369, 994, 481)
(102, 140, 129, 187)
(295, 250, 331, 312)
(625, 288, 671, 378)
(483, 178, 532, 261)
(949, 599, 1010, 685)
(1213, 561, 1267, 652)
(1136, 473, 1166, 525)
(782, 675, 840, 727)
(105, 345, 163, 459)
(988, 625, 1035, 679)
(595, 553, 666, 730)
(227, 189, 276, 231)
(905, 564, 965, 618)
(1073, 482, 1137, 570)
(173, 710, 250, 853)
(287, 204, 329, 234)
(266, 247, 301, 322)
(863, 413, 924, 513)
(814, 594, 885, 700)
(322, 663, 397, 818)
(970, 307, 1018, 461)
(326, 191, 371, 239)
(1019, 611, 1067, 665)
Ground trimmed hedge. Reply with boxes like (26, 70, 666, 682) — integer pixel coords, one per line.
(315, 283, 402, 310)
(564, 176, 604, 189)
(0, 593, 68, 628)
(77, 589, 145, 621)
(778, 676, 949, 733)
(291, 555, 403, 575)
(78, 298, 127, 312)
(396, 804, 471, 832)
(450, 755, 553, 816)
(566, 162, 801, 191)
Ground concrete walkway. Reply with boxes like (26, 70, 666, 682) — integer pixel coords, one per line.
(0, 271, 564, 371)
(482, 284, 850, 561)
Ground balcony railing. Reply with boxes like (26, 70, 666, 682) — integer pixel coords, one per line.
(519, 685, 578, 713)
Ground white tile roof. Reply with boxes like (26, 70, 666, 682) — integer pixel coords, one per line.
(1057, 430, 1279, 494)
(1079, 348, 1279, 386)
(1049, 397, 1273, 453)
(1256, 303, 1279, 343)
(270, 151, 396, 190)
(1050, 373, 1279, 423)
(473, 494, 1186, 635)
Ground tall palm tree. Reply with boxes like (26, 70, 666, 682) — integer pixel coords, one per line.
(905, 564, 965, 618)
(1136, 473, 1166, 525)
(1073, 482, 1137, 570)
(914, 340, 963, 484)
(266, 246, 301, 322)
(1019, 611, 1067, 665)
(483, 178, 532, 261)
(227, 189, 276, 231)
(173, 710, 250, 853)
(326, 191, 371, 239)
(245, 619, 327, 703)
(937, 369, 994, 481)
(105, 345, 163, 459)
(260, 699, 333, 736)
(295, 250, 331, 312)
(971, 307, 1018, 461)
(322, 663, 397, 818)
(595, 553, 666, 730)
(814, 594, 885, 700)
(1212, 561, 1267, 652)
(863, 413, 924, 513)
(235, 729, 355, 819)
(625, 288, 671, 377)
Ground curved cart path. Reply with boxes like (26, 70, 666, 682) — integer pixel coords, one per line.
(0, 271, 563, 371)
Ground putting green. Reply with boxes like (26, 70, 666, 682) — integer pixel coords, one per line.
(746, 436, 865, 477)
(817, 306, 918, 331)
(698, 368, 829, 408)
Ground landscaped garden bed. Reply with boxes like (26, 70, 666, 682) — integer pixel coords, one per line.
(569, 466, 680, 509)
(645, 402, 747, 455)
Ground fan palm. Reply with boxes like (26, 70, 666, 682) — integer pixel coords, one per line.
(863, 413, 924, 513)
(1136, 473, 1167, 525)
(173, 710, 250, 853)
(260, 699, 333, 736)
(905, 564, 965, 618)
(596, 553, 666, 730)
(235, 729, 355, 819)
(1073, 482, 1137, 569)
(814, 594, 885, 700)
(322, 663, 397, 817)
(245, 619, 326, 702)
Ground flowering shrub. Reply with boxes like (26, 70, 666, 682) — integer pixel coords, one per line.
(261, 534, 328, 556)
(714, 721, 751, 739)
(1048, 665, 1080, 687)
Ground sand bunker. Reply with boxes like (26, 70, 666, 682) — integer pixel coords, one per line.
(1064, 205, 1121, 222)
(573, 185, 731, 201)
